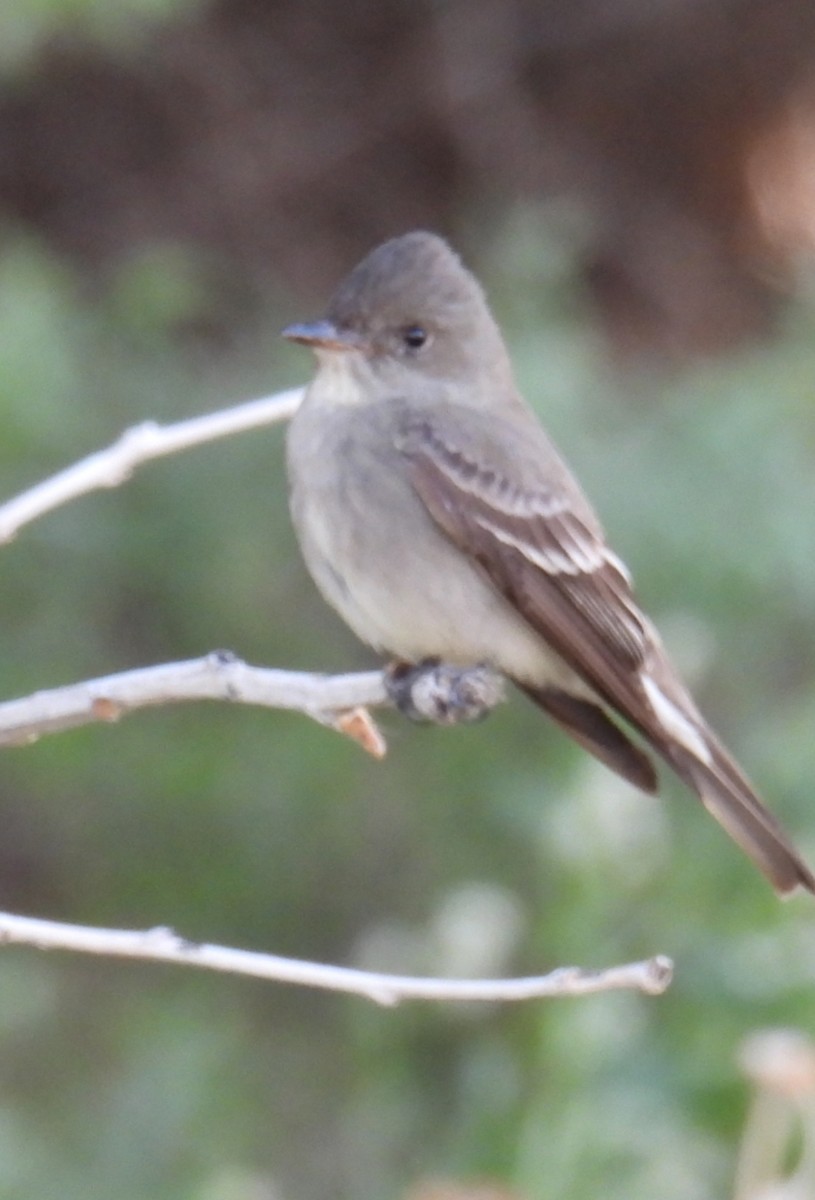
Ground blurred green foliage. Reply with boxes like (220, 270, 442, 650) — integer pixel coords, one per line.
(0, 0, 201, 75)
(0, 198, 814, 1200)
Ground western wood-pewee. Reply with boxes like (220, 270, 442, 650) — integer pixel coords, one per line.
(283, 230, 814, 895)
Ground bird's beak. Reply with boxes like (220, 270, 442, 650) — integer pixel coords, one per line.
(281, 319, 369, 353)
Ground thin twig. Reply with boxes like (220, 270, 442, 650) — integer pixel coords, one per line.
(0, 652, 389, 753)
(0, 655, 507, 754)
(0, 386, 304, 543)
(0, 389, 674, 1007)
(0, 911, 673, 1005)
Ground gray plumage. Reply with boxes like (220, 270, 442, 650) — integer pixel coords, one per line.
(284, 230, 814, 896)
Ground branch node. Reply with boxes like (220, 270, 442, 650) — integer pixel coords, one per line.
(369, 988, 401, 1007)
(146, 925, 178, 944)
(210, 649, 239, 666)
(90, 696, 123, 723)
(333, 707, 388, 757)
(643, 954, 674, 994)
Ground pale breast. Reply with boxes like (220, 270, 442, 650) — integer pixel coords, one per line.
(287, 395, 587, 694)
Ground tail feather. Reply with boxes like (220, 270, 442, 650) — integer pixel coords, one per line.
(521, 684, 659, 794)
(663, 735, 815, 895)
(630, 659, 814, 894)
(527, 661, 815, 894)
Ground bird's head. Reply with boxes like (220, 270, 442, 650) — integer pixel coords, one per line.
(282, 231, 514, 405)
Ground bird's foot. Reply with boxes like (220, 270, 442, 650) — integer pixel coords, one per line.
(384, 659, 506, 726)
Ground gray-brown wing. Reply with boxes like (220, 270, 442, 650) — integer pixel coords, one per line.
(396, 408, 815, 895)
(396, 410, 655, 730)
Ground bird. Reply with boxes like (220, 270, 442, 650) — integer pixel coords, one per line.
(283, 230, 814, 896)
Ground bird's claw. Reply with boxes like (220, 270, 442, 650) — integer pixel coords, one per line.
(384, 659, 506, 726)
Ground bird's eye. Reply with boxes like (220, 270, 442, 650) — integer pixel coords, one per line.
(402, 325, 429, 351)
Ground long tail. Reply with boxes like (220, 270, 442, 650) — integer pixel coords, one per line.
(660, 730, 815, 896)
(640, 664, 815, 896)
(524, 675, 815, 896)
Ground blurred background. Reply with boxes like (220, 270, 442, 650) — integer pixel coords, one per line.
(1, 1, 815, 1197)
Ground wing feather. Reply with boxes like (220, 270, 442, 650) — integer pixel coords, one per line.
(395, 407, 815, 894)
(398, 412, 651, 713)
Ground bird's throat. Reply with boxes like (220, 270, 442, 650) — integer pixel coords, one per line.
(310, 349, 370, 408)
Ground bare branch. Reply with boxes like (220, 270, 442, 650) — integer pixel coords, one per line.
(0, 388, 676, 1010)
(0, 655, 507, 752)
(0, 394, 671, 1009)
(0, 910, 673, 1004)
(0, 386, 304, 544)
(0, 652, 389, 750)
